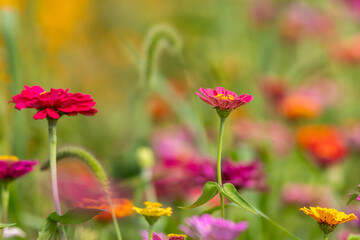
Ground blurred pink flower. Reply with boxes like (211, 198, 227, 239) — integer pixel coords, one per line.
(151, 126, 215, 200)
(282, 183, 334, 207)
(0, 155, 37, 181)
(249, 0, 276, 26)
(281, 2, 334, 42)
(341, 0, 360, 18)
(141, 231, 166, 240)
(345, 122, 360, 151)
(233, 118, 293, 156)
(195, 87, 253, 111)
(10, 85, 97, 119)
(222, 159, 267, 191)
(180, 214, 248, 240)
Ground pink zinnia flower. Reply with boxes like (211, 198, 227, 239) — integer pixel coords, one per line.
(0, 155, 37, 181)
(180, 214, 248, 240)
(195, 87, 253, 111)
(10, 85, 97, 120)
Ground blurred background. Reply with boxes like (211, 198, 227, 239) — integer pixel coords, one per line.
(1, 0, 360, 239)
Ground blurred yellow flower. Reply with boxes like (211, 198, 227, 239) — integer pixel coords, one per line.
(0, 0, 26, 10)
(133, 201, 172, 225)
(36, 0, 90, 53)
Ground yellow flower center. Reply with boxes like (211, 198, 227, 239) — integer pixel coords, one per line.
(215, 93, 234, 101)
(0, 155, 18, 162)
(167, 233, 187, 239)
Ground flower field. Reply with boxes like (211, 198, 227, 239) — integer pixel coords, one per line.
(1, 0, 360, 239)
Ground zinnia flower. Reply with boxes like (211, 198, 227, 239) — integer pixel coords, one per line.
(180, 214, 248, 240)
(195, 87, 253, 117)
(79, 197, 134, 221)
(141, 231, 166, 240)
(10, 85, 97, 120)
(133, 202, 172, 225)
(300, 206, 357, 234)
(0, 155, 37, 181)
(222, 159, 267, 191)
(167, 234, 187, 240)
(297, 125, 347, 167)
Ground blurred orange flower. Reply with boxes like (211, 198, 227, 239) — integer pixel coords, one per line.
(79, 197, 134, 222)
(279, 93, 322, 120)
(332, 35, 360, 64)
(297, 125, 347, 167)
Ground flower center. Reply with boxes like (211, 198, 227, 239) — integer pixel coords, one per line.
(0, 155, 18, 162)
(215, 93, 234, 101)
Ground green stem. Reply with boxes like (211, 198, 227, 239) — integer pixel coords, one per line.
(217, 117, 226, 218)
(106, 194, 122, 240)
(323, 233, 329, 240)
(148, 224, 154, 240)
(0, 182, 9, 240)
(47, 118, 67, 240)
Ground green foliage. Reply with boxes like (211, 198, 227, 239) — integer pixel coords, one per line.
(141, 24, 182, 87)
(38, 208, 103, 240)
(219, 183, 258, 215)
(179, 181, 219, 209)
(0, 223, 15, 229)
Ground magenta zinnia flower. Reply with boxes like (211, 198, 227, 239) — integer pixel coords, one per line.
(222, 159, 267, 191)
(195, 87, 253, 111)
(0, 155, 37, 181)
(180, 214, 248, 240)
(10, 85, 97, 120)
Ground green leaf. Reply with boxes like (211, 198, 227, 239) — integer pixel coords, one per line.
(49, 208, 104, 225)
(179, 181, 219, 209)
(38, 208, 103, 240)
(220, 183, 258, 215)
(38, 219, 60, 240)
(201, 204, 230, 215)
(0, 223, 16, 229)
(348, 193, 359, 205)
(221, 183, 299, 240)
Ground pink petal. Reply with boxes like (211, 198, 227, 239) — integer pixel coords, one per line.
(33, 110, 48, 120)
(46, 108, 60, 119)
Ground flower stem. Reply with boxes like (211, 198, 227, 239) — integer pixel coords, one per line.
(217, 117, 226, 219)
(0, 182, 9, 240)
(106, 194, 123, 240)
(323, 233, 329, 240)
(47, 118, 67, 240)
(148, 224, 154, 240)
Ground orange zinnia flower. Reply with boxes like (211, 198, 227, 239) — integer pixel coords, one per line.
(300, 206, 357, 234)
(79, 197, 133, 222)
(297, 125, 347, 167)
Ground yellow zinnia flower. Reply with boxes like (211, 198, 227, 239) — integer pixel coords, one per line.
(133, 201, 172, 225)
(300, 206, 357, 234)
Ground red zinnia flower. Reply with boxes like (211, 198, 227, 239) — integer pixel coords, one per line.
(10, 85, 97, 120)
(297, 125, 347, 167)
(195, 87, 253, 111)
(0, 155, 38, 181)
